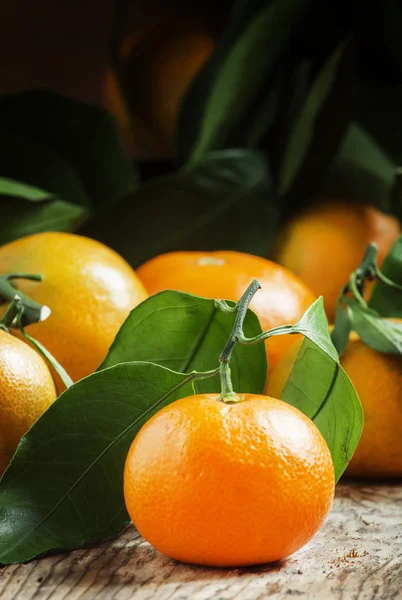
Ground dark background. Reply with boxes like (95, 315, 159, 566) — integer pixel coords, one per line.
(0, 1, 232, 107)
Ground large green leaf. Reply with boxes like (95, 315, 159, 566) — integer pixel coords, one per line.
(0, 90, 138, 211)
(100, 290, 267, 394)
(0, 362, 195, 565)
(278, 298, 363, 481)
(369, 235, 402, 316)
(79, 150, 278, 268)
(178, 0, 315, 161)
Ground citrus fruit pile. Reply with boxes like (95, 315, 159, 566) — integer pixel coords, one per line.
(0, 203, 400, 568)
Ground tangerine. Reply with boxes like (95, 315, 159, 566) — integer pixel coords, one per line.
(137, 250, 317, 369)
(0, 232, 148, 391)
(124, 393, 335, 567)
(0, 328, 57, 476)
(273, 199, 400, 321)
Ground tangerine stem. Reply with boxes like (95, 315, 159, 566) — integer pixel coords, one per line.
(13, 300, 74, 390)
(0, 296, 22, 331)
(0, 273, 50, 326)
(219, 279, 261, 402)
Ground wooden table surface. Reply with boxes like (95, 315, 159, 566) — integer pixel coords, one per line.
(0, 482, 401, 600)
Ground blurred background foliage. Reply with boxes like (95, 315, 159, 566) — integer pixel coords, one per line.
(0, 0, 402, 271)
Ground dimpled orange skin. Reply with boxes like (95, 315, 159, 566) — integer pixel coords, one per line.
(124, 394, 335, 567)
(0, 232, 148, 391)
(137, 251, 316, 369)
(266, 330, 402, 479)
(0, 329, 57, 475)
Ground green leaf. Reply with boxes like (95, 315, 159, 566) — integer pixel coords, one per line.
(100, 290, 267, 394)
(369, 235, 402, 317)
(330, 304, 352, 357)
(178, 0, 315, 161)
(291, 297, 338, 361)
(321, 123, 396, 213)
(279, 300, 363, 481)
(0, 129, 91, 210)
(0, 90, 138, 211)
(0, 362, 196, 565)
(279, 38, 353, 196)
(0, 177, 54, 201)
(79, 150, 278, 268)
(345, 297, 402, 355)
(0, 196, 87, 245)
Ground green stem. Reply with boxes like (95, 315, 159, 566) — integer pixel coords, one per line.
(237, 323, 295, 345)
(348, 273, 368, 308)
(13, 305, 73, 390)
(376, 268, 402, 291)
(0, 296, 23, 331)
(0, 273, 50, 327)
(218, 279, 261, 402)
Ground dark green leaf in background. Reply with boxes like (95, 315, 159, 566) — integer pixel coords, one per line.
(178, 0, 315, 161)
(0, 362, 195, 565)
(279, 38, 354, 197)
(100, 290, 267, 394)
(321, 123, 396, 213)
(0, 90, 138, 212)
(369, 235, 402, 316)
(0, 129, 90, 210)
(79, 149, 278, 268)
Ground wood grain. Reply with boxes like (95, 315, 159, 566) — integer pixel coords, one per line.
(0, 483, 401, 599)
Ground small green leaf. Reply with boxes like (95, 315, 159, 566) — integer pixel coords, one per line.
(79, 150, 278, 267)
(345, 297, 402, 355)
(0, 177, 54, 201)
(100, 290, 267, 394)
(291, 297, 338, 361)
(281, 337, 363, 482)
(330, 304, 351, 357)
(279, 299, 363, 481)
(369, 235, 402, 317)
(0, 362, 196, 565)
(279, 38, 351, 196)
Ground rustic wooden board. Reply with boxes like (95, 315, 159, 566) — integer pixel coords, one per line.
(0, 482, 401, 600)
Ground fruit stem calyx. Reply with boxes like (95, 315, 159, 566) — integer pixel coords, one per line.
(0, 273, 50, 327)
(0, 295, 73, 390)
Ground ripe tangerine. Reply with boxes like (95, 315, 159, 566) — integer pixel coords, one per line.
(137, 250, 317, 369)
(124, 393, 335, 567)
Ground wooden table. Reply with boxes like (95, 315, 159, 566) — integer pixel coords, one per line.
(1, 483, 401, 600)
